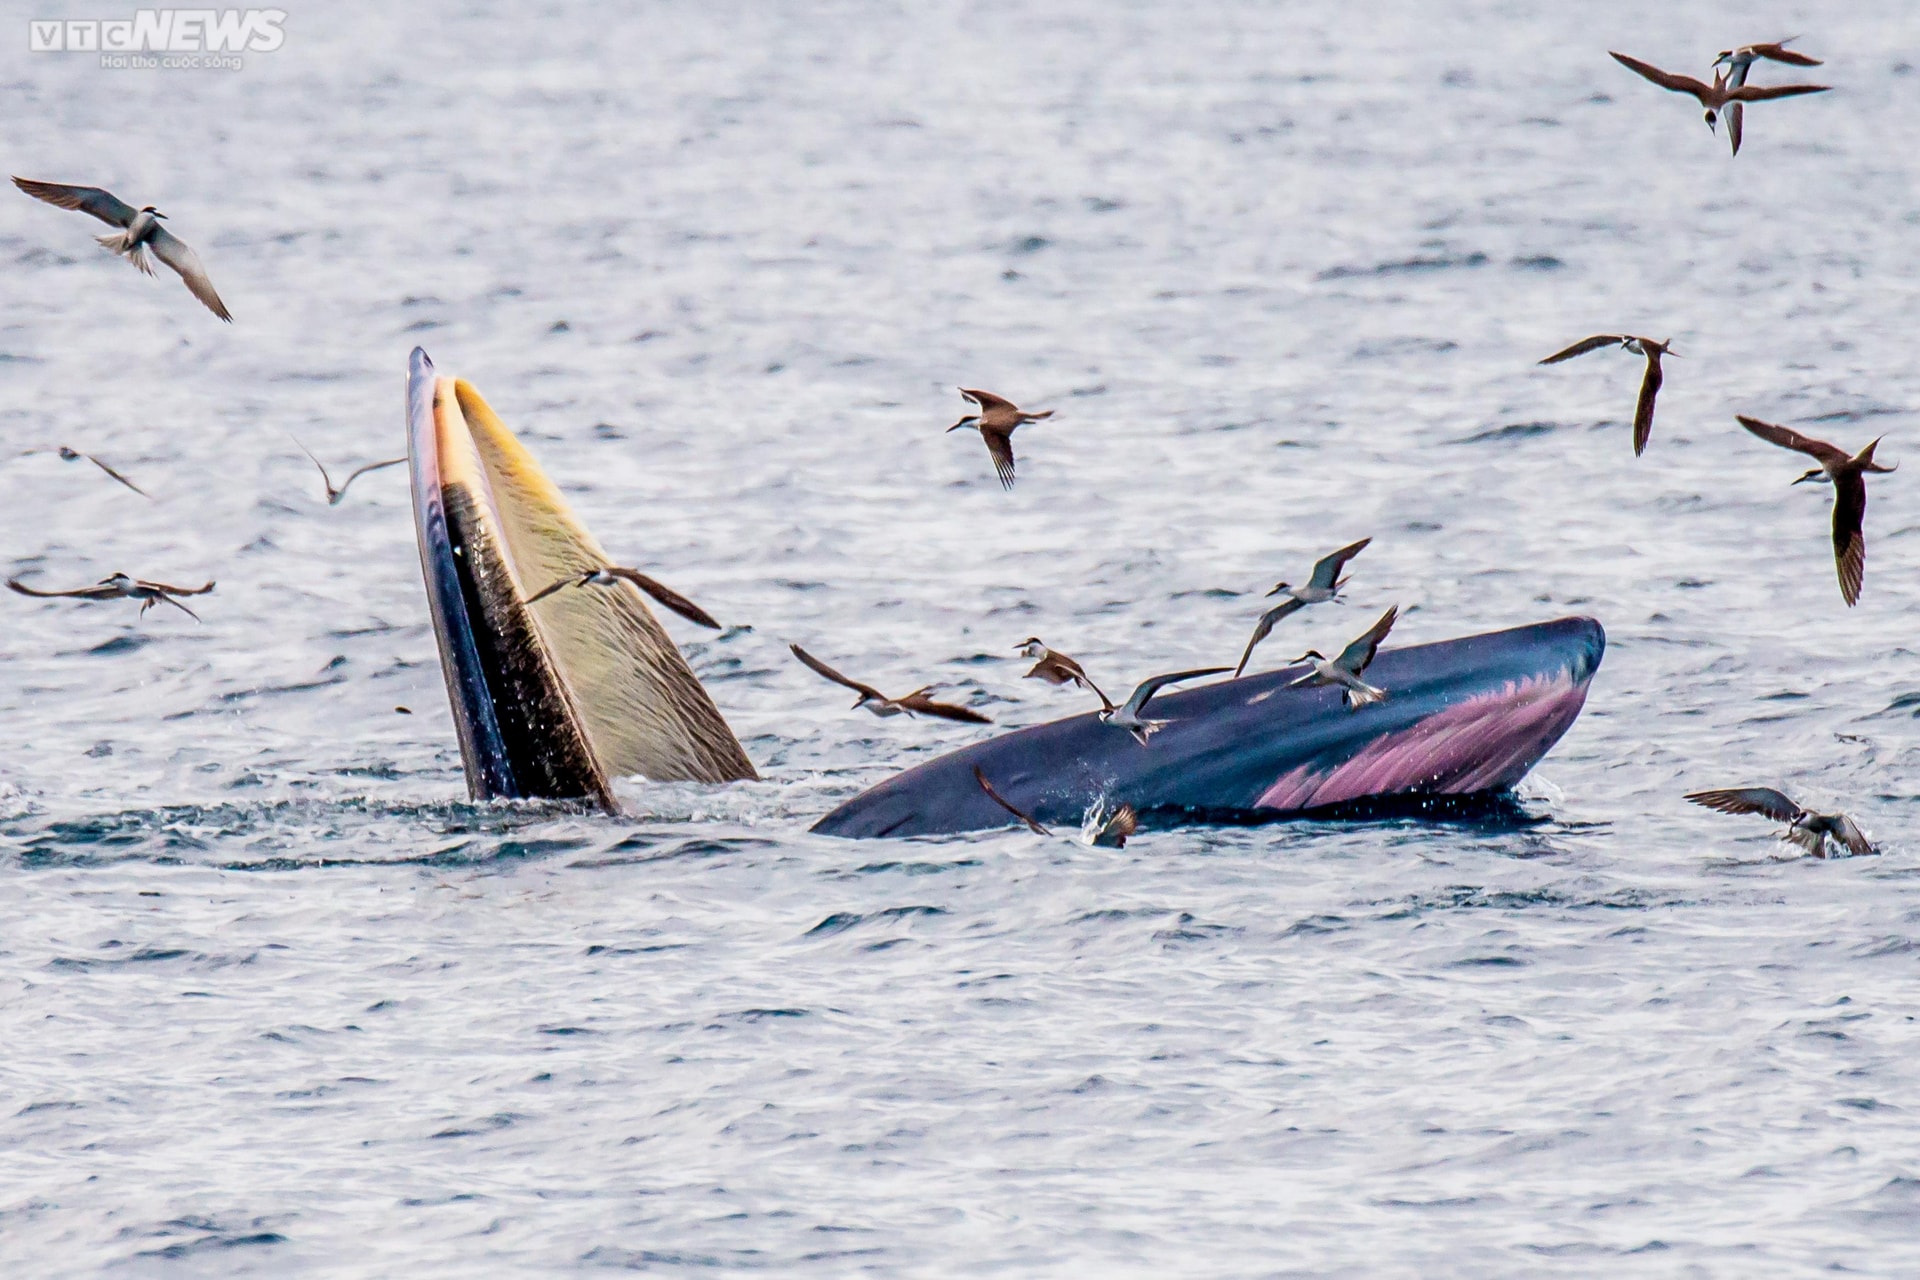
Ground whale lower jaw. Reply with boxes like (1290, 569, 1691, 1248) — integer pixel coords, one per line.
(407, 348, 756, 810)
(809, 616, 1604, 839)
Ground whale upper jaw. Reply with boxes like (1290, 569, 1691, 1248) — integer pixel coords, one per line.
(407, 348, 756, 811)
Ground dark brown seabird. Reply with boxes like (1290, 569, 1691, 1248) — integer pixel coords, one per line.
(1086, 803, 1139, 848)
(947, 388, 1053, 489)
(1736, 416, 1895, 606)
(526, 565, 721, 630)
(1015, 638, 1110, 705)
(1539, 334, 1674, 456)
(1686, 787, 1875, 858)
(1608, 52, 1829, 156)
(8, 572, 215, 620)
(790, 643, 992, 724)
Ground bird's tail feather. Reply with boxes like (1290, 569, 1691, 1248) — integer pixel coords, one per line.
(97, 231, 155, 275)
(1343, 682, 1388, 708)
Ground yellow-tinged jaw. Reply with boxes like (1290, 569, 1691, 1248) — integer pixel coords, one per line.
(411, 351, 755, 806)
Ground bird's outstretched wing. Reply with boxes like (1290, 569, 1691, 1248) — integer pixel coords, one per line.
(1832, 813, 1876, 857)
(604, 567, 722, 630)
(1735, 416, 1852, 466)
(1234, 597, 1305, 678)
(1307, 537, 1372, 590)
(1830, 471, 1868, 607)
(63, 448, 150, 497)
(1685, 787, 1803, 822)
(335, 457, 407, 503)
(1753, 41, 1821, 68)
(898, 689, 993, 724)
(524, 574, 584, 606)
(12, 177, 136, 227)
(139, 579, 215, 596)
(1728, 82, 1830, 103)
(980, 426, 1018, 489)
(958, 387, 1018, 413)
(1726, 101, 1743, 156)
(1092, 804, 1138, 847)
(974, 766, 1050, 835)
(1539, 334, 1626, 365)
(7, 577, 120, 600)
(1121, 666, 1232, 717)
(1633, 354, 1663, 456)
(789, 643, 888, 702)
(148, 225, 231, 321)
(1609, 52, 1711, 97)
(1333, 605, 1399, 676)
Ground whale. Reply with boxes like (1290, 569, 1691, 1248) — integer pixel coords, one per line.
(811, 616, 1603, 838)
(404, 349, 1600, 834)
(406, 347, 756, 811)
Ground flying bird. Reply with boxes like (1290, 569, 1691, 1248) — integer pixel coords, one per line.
(789, 643, 992, 724)
(1099, 666, 1231, 745)
(947, 388, 1052, 489)
(1686, 787, 1875, 858)
(524, 564, 721, 630)
(974, 766, 1051, 835)
(1015, 638, 1109, 705)
(1736, 416, 1896, 606)
(1235, 537, 1372, 677)
(8, 572, 215, 620)
(1538, 334, 1674, 456)
(53, 446, 149, 497)
(1288, 605, 1398, 709)
(1085, 803, 1139, 848)
(1607, 52, 1829, 156)
(13, 177, 232, 320)
(1714, 38, 1822, 87)
(291, 438, 406, 506)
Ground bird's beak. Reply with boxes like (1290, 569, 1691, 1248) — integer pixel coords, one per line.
(153, 211, 168, 219)
(1264, 584, 1285, 597)
(947, 418, 974, 433)
(405, 347, 753, 809)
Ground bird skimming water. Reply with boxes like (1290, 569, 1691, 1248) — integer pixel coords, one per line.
(1085, 803, 1138, 848)
(790, 643, 991, 724)
(1607, 53, 1829, 156)
(1098, 667, 1231, 745)
(525, 565, 722, 630)
(1736, 417, 1895, 606)
(1235, 537, 1371, 677)
(8, 572, 215, 620)
(1686, 787, 1875, 858)
(947, 389, 1052, 489)
(1288, 606, 1398, 709)
(13, 177, 232, 320)
(1538, 334, 1674, 456)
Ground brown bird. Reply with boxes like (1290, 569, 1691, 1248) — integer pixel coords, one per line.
(54, 446, 149, 497)
(1736, 417, 1896, 606)
(974, 766, 1051, 835)
(1686, 787, 1875, 858)
(13, 177, 232, 320)
(1609, 52, 1829, 156)
(8, 572, 215, 620)
(1538, 335, 1675, 455)
(1085, 803, 1139, 848)
(1714, 38, 1823, 87)
(947, 388, 1052, 489)
(525, 565, 721, 630)
(1015, 638, 1110, 705)
(291, 437, 406, 506)
(790, 643, 992, 724)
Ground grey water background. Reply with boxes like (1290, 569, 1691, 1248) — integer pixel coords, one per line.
(2, 0, 1919, 1273)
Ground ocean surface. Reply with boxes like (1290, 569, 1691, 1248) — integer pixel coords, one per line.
(3, 1, 1918, 1274)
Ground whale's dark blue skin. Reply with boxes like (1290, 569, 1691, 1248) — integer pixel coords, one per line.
(811, 616, 1604, 839)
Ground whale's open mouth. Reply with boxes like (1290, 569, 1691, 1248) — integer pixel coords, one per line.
(406, 348, 756, 810)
